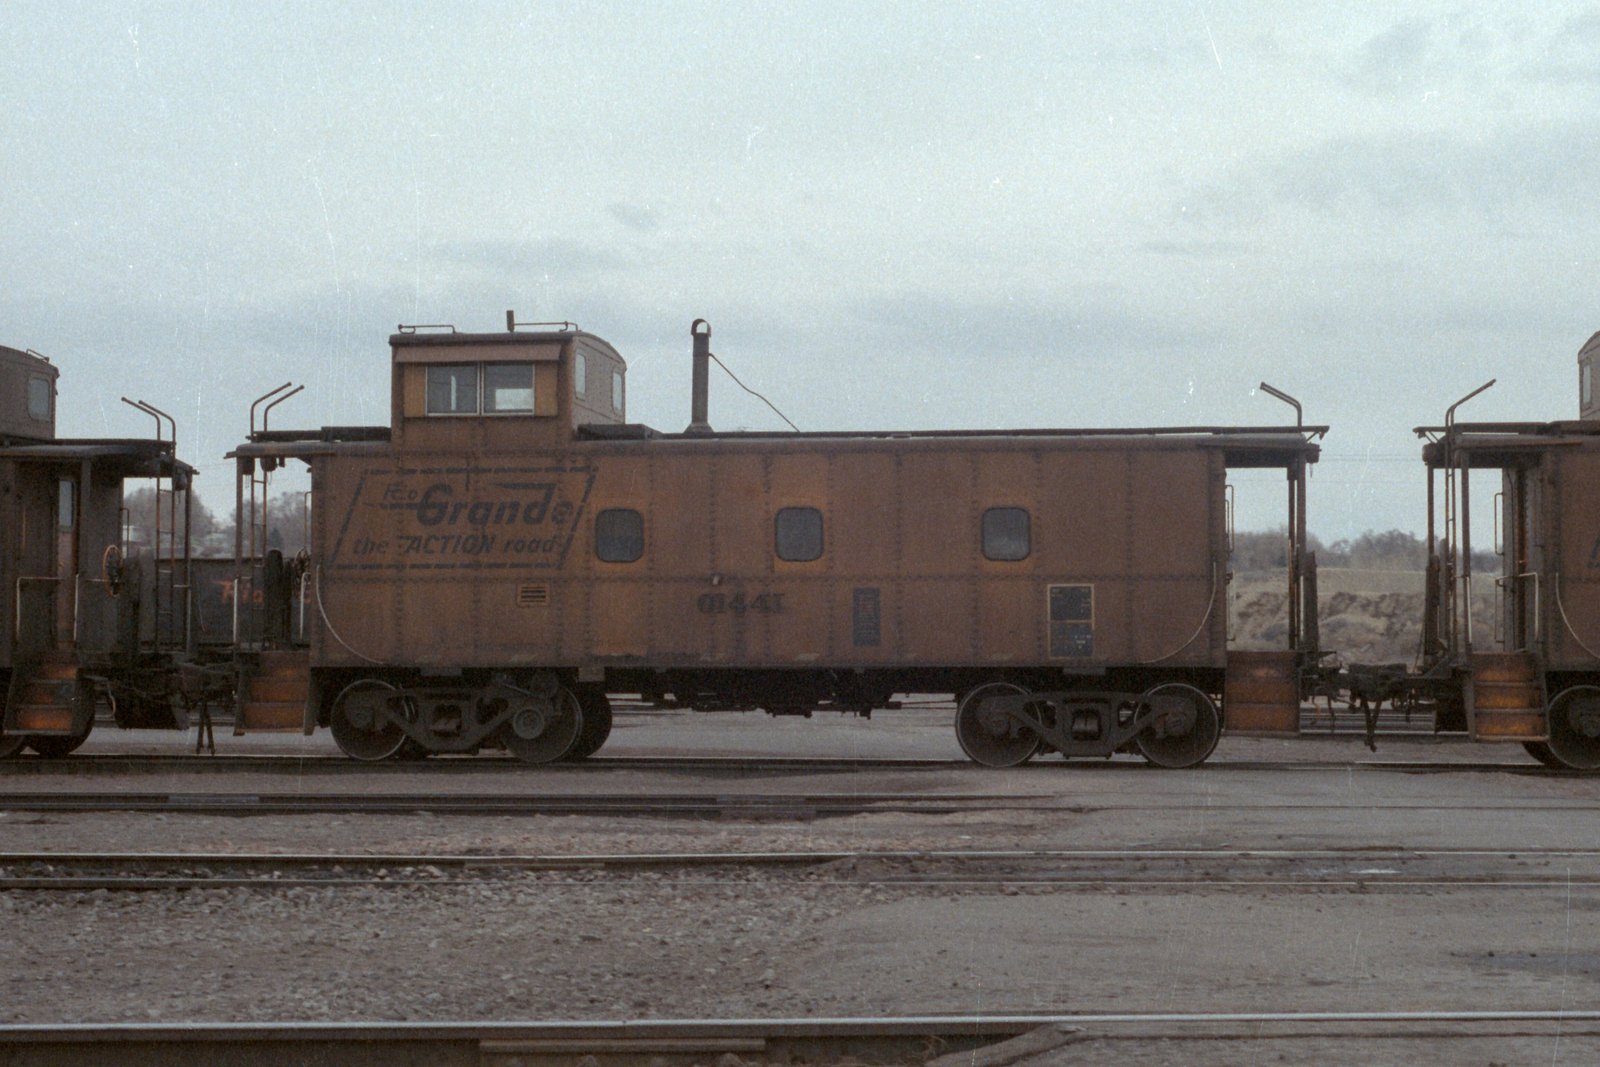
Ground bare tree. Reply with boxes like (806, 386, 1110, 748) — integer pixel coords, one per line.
(1234, 526, 1495, 574)
(230, 491, 311, 557)
(122, 486, 226, 556)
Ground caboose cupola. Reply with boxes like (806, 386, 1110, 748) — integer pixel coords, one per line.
(389, 313, 626, 450)
(0, 345, 58, 444)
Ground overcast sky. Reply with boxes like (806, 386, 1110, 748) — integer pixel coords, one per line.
(5, 3, 1597, 538)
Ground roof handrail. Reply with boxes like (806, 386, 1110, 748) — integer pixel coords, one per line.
(250, 383, 294, 437)
(261, 384, 305, 435)
(1257, 382, 1302, 428)
(120, 397, 169, 445)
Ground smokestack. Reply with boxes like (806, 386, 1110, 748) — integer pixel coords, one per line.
(686, 319, 712, 434)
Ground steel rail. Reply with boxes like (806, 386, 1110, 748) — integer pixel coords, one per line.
(6, 1013, 1600, 1032)
(1, 790, 1596, 817)
(0, 753, 1549, 777)
(0, 1018, 1046, 1067)
(0, 753, 965, 774)
(0, 791, 1037, 817)
(7, 846, 1600, 893)
(15, 844, 1600, 865)
(7, 875, 1598, 894)
(1, 1013, 1599, 1060)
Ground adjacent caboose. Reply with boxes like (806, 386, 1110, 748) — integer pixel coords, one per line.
(0, 344, 195, 757)
(232, 316, 1324, 767)
(1408, 347, 1600, 770)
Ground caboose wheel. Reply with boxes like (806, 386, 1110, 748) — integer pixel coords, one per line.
(1543, 686, 1600, 771)
(26, 722, 93, 758)
(500, 685, 584, 764)
(565, 690, 613, 760)
(1523, 741, 1565, 768)
(330, 679, 409, 762)
(1134, 683, 1220, 769)
(955, 682, 1041, 767)
(27, 735, 89, 758)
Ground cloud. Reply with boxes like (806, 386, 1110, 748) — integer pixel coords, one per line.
(1334, 13, 1600, 96)
(1341, 17, 1437, 95)
(606, 202, 662, 233)
(1183, 120, 1600, 223)
(428, 238, 632, 277)
(1523, 10, 1600, 85)
(1273, 124, 1600, 216)
(1139, 239, 1256, 259)
(843, 290, 1222, 356)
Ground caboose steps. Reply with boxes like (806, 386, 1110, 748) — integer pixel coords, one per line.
(1471, 651, 1538, 681)
(248, 676, 307, 703)
(3, 656, 82, 734)
(235, 650, 311, 734)
(1468, 652, 1546, 740)
(1223, 651, 1301, 736)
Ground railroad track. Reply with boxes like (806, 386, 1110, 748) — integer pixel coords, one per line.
(2, 1014, 1599, 1067)
(99, 701, 1440, 730)
(1, 786, 1594, 818)
(0, 753, 963, 775)
(0, 790, 1048, 818)
(0, 751, 1553, 776)
(7, 846, 1600, 892)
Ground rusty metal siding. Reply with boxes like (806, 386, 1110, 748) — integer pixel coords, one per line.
(1547, 450, 1600, 669)
(312, 453, 594, 667)
(0, 460, 15, 667)
(639, 454, 714, 664)
(3, 463, 59, 666)
(309, 435, 1229, 673)
(73, 470, 124, 655)
(583, 457, 650, 660)
(829, 451, 900, 664)
(896, 448, 976, 664)
(1123, 448, 1223, 665)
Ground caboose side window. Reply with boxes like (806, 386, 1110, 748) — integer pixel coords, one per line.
(575, 352, 588, 400)
(775, 507, 823, 562)
(423, 363, 536, 415)
(596, 508, 644, 562)
(1584, 361, 1593, 410)
(27, 376, 50, 421)
(425, 365, 478, 414)
(483, 363, 534, 413)
(982, 507, 1031, 561)
(612, 369, 624, 413)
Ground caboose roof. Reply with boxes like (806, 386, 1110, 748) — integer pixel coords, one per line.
(230, 422, 1321, 468)
(579, 424, 1324, 469)
(389, 328, 624, 364)
(0, 438, 195, 478)
(1418, 419, 1600, 468)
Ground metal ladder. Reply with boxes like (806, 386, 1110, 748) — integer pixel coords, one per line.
(120, 398, 189, 651)
(236, 383, 303, 647)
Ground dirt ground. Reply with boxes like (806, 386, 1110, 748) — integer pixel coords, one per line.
(1229, 566, 1495, 664)
(2, 714, 1597, 1065)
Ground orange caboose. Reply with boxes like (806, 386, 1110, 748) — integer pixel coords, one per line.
(1411, 382, 1600, 769)
(1, 344, 195, 757)
(230, 317, 1323, 766)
